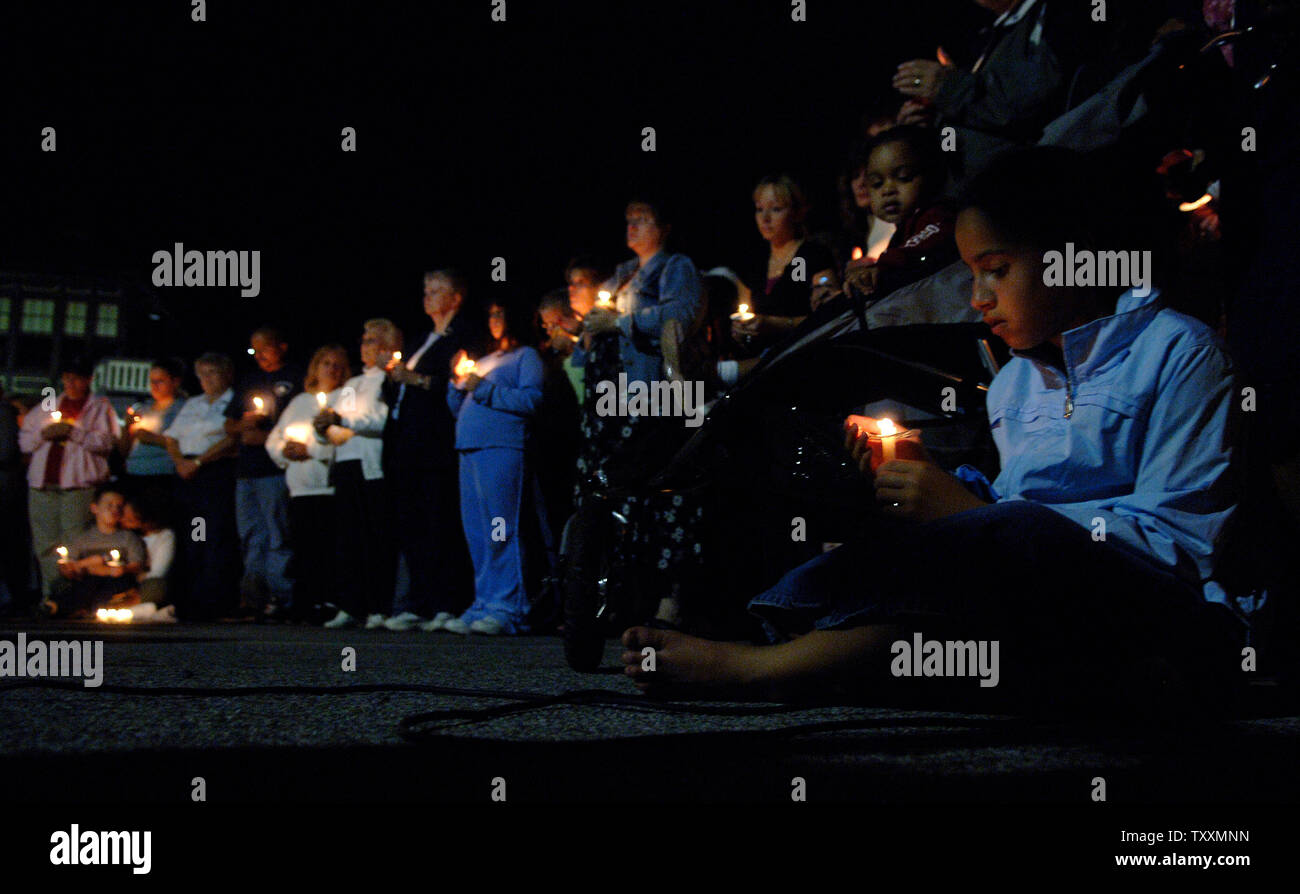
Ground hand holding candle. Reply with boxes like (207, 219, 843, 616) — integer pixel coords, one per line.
(730, 303, 756, 323)
(844, 414, 925, 473)
(107, 549, 122, 567)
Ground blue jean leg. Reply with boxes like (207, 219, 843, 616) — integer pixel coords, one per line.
(235, 475, 295, 607)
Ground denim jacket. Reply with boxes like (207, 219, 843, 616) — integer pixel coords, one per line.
(573, 251, 703, 385)
(986, 288, 1239, 609)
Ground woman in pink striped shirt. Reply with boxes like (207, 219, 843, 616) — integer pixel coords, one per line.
(17, 358, 119, 600)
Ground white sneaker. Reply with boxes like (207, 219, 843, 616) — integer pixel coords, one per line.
(442, 617, 471, 635)
(469, 617, 505, 636)
(419, 612, 455, 632)
(365, 613, 389, 629)
(324, 610, 360, 629)
(383, 611, 426, 631)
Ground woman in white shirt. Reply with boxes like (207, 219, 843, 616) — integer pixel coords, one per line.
(267, 345, 349, 626)
(161, 352, 240, 620)
(314, 320, 400, 629)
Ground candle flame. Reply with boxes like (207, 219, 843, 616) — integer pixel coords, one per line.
(878, 418, 898, 437)
(392, 351, 402, 362)
(851, 246, 864, 261)
(50, 411, 62, 423)
(96, 608, 133, 623)
(596, 290, 613, 307)
(737, 303, 749, 316)
(454, 354, 477, 377)
(253, 396, 264, 412)
(937, 46, 953, 66)
(56, 546, 68, 559)
(109, 549, 121, 562)
(316, 392, 327, 407)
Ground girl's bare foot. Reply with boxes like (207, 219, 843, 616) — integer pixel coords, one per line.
(620, 626, 762, 693)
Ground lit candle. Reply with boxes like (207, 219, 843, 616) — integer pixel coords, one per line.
(730, 303, 756, 322)
(595, 290, 614, 309)
(252, 396, 265, 413)
(285, 423, 312, 444)
(96, 608, 133, 623)
(845, 415, 923, 472)
(851, 246, 864, 262)
(390, 350, 402, 369)
(56, 545, 69, 564)
(50, 410, 62, 424)
(454, 353, 477, 378)
(316, 392, 327, 408)
(107, 549, 122, 567)
(878, 417, 899, 464)
(247, 347, 256, 355)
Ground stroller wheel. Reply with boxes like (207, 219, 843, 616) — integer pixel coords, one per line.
(559, 507, 619, 672)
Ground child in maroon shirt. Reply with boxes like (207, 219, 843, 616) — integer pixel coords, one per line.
(844, 125, 958, 300)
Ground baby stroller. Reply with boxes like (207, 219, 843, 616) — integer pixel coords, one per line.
(558, 272, 1008, 671)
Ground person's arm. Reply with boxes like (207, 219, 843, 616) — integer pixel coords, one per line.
(616, 255, 703, 345)
(146, 529, 176, 579)
(17, 408, 45, 456)
(340, 377, 389, 435)
(264, 401, 295, 469)
(930, 5, 1078, 136)
(1033, 341, 1236, 584)
(66, 399, 119, 455)
(447, 380, 469, 416)
(470, 350, 545, 416)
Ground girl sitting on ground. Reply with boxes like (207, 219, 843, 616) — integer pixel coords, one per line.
(621, 147, 1246, 713)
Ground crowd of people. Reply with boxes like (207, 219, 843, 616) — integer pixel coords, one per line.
(0, 0, 1293, 704)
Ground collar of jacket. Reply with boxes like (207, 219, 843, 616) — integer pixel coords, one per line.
(1011, 287, 1163, 388)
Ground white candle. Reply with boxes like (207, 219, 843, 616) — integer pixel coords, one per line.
(878, 417, 898, 463)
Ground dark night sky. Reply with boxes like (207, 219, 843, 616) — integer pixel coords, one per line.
(3, 0, 988, 369)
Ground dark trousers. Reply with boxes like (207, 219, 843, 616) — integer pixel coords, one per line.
(332, 461, 395, 619)
(288, 493, 337, 615)
(751, 501, 1245, 710)
(389, 452, 472, 617)
(174, 458, 240, 620)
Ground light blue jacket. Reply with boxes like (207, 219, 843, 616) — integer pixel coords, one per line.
(447, 346, 545, 451)
(986, 288, 1240, 611)
(572, 251, 703, 385)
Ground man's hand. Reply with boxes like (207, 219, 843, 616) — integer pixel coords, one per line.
(241, 428, 269, 447)
(176, 458, 200, 480)
(387, 365, 423, 386)
(873, 460, 988, 522)
(281, 441, 310, 462)
(461, 372, 484, 393)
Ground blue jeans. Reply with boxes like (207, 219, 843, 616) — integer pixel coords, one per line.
(235, 475, 294, 608)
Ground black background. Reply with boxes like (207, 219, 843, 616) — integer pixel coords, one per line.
(3, 0, 986, 367)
